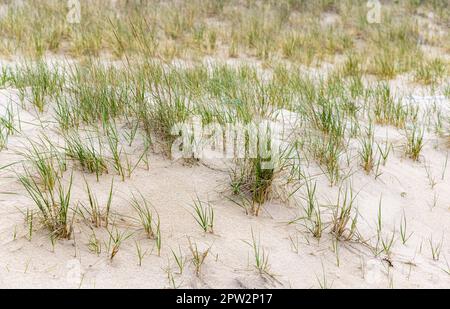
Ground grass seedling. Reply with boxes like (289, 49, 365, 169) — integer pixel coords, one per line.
(443, 256, 450, 276)
(191, 195, 214, 234)
(332, 238, 340, 267)
(374, 155, 383, 179)
(332, 185, 358, 240)
(442, 152, 448, 180)
(306, 205, 324, 240)
(79, 181, 101, 228)
(123, 119, 139, 147)
(130, 191, 159, 239)
(359, 124, 375, 174)
(311, 136, 342, 186)
(429, 192, 439, 211)
(0, 125, 9, 151)
(289, 234, 299, 254)
(0, 104, 18, 150)
(79, 179, 113, 228)
(124, 144, 148, 178)
(381, 229, 396, 256)
(164, 263, 181, 289)
(171, 246, 186, 274)
(26, 209, 34, 241)
(303, 178, 318, 220)
(155, 221, 162, 256)
(424, 163, 437, 189)
(429, 235, 443, 261)
(247, 229, 270, 275)
(405, 125, 424, 161)
(399, 210, 413, 245)
(88, 229, 102, 255)
(106, 226, 131, 261)
(106, 122, 126, 181)
(12, 225, 17, 241)
(290, 176, 323, 239)
(316, 261, 332, 289)
(188, 238, 210, 277)
(376, 139, 392, 166)
(135, 241, 149, 266)
(374, 196, 383, 256)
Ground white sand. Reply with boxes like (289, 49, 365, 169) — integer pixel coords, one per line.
(0, 59, 449, 289)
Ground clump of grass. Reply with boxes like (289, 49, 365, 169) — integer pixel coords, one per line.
(248, 229, 270, 275)
(146, 78, 191, 155)
(191, 195, 214, 234)
(230, 158, 275, 215)
(10, 61, 64, 112)
(359, 124, 375, 174)
(19, 171, 73, 239)
(373, 196, 396, 256)
(88, 230, 102, 255)
(0, 66, 11, 87)
(372, 83, 406, 128)
(376, 138, 392, 166)
(64, 62, 128, 126)
(54, 96, 80, 131)
(64, 131, 108, 181)
(78, 179, 113, 228)
(251, 157, 276, 205)
(429, 235, 443, 261)
(20, 137, 66, 192)
(310, 136, 343, 186)
(0, 104, 18, 151)
(444, 85, 450, 99)
(293, 177, 324, 239)
(106, 226, 131, 261)
(405, 125, 424, 161)
(171, 246, 186, 274)
(188, 238, 210, 277)
(308, 205, 324, 240)
(135, 241, 149, 267)
(369, 52, 397, 80)
(381, 228, 396, 256)
(106, 122, 126, 181)
(414, 58, 446, 86)
(130, 191, 160, 240)
(365, 17, 423, 79)
(331, 185, 358, 240)
(229, 131, 288, 215)
(303, 178, 318, 220)
(340, 53, 363, 77)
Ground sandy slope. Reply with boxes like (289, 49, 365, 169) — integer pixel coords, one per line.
(0, 59, 449, 289)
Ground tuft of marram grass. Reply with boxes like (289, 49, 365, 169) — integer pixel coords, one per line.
(19, 170, 74, 239)
(64, 131, 108, 181)
(405, 125, 424, 161)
